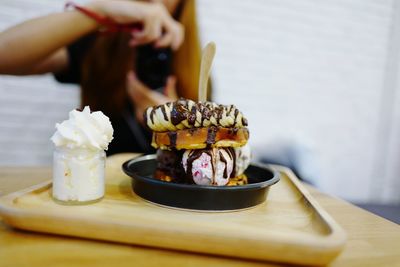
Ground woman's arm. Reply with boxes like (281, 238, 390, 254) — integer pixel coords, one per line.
(0, 9, 98, 75)
(0, 0, 183, 75)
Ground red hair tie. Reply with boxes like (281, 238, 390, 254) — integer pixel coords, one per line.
(65, 1, 143, 33)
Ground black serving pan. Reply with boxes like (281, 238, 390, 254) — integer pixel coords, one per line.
(122, 154, 280, 211)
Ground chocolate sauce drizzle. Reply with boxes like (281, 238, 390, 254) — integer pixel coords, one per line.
(146, 98, 248, 130)
(170, 100, 188, 125)
(168, 131, 177, 148)
(161, 104, 168, 121)
(227, 147, 236, 178)
(188, 105, 197, 125)
(150, 109, 156, 125)
(219, 151, 228, 178)
(206, 126, 218, 146)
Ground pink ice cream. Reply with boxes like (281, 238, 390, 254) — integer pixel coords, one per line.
(182, 145, 251, 186)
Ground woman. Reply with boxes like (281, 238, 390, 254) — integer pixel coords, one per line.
(0, 0, 201, 154)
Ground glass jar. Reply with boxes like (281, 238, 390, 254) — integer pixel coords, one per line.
(52, 147, 105, 205)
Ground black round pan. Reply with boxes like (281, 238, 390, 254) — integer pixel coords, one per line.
(122, 154, 280, 211)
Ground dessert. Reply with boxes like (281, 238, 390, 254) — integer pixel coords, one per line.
(145, 98, 251, 186)
(51, 106, 113, 204)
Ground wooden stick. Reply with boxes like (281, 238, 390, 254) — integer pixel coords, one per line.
(198, 42, 216, 102)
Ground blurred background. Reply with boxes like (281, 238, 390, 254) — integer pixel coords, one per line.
(0, 0, 399, 220)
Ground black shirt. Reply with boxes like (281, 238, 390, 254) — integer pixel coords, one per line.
(54, 35, 155, 155)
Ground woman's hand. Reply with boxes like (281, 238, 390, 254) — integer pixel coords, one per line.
(0, 0, 183, 75)
(126, 71, 178, 123)
(89, 0, 184, 50)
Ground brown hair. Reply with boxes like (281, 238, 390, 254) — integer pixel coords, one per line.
(80, 0, 201, 118)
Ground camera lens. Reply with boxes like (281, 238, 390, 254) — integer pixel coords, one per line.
(136, 45, 172, 90)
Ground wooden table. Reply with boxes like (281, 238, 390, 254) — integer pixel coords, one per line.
(1, 154, 400, 267)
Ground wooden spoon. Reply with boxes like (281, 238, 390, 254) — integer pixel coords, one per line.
(198, 42, 216, 102)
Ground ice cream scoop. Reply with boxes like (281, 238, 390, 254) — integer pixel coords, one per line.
(181, 145, 251, 186)
(182, 148, 233, 186)
(234, 143, 251, 176)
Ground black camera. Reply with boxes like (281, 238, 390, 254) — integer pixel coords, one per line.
(135, 45, 172, 92)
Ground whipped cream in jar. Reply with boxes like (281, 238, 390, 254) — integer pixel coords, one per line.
(51, 106, 113, 205)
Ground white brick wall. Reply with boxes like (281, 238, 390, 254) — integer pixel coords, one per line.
(0, 0, 80, 165)
(0, 75, 79, 165)
(0, 0, 399, 203)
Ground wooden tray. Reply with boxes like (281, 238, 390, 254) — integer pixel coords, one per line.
(0, 154, 346, 266)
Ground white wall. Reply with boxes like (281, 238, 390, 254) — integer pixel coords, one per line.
(197, 0, 400, 204)
(0, 0, 399, 204)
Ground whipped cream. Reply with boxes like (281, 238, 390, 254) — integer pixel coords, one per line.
(51, 106, 113, 150)
(51, 107, 113, 204)
(52, 148, 105, 202)
(145, 99, 248, 132)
